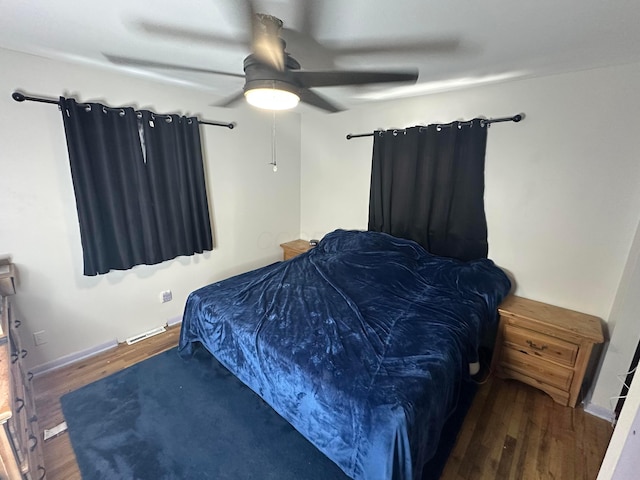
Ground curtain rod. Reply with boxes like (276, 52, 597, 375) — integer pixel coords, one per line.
(345, 113, 524, 140)
(11, 91, 236, 129)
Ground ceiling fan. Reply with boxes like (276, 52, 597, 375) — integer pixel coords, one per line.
(105, 2, 423, 113)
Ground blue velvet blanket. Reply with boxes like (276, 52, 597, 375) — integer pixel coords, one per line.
(179, 230, 511, 480)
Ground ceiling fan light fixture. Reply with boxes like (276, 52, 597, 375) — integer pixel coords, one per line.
(244, 87, 300, 110)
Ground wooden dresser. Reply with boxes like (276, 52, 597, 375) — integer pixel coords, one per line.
(491, 295, 604, 408)
(1, 263, 46, 479)
(279, 239, 315, 261)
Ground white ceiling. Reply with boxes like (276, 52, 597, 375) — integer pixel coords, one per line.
(2, 0, 640, 110)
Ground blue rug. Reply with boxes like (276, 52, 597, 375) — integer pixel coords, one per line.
(61, 346, 475, 480)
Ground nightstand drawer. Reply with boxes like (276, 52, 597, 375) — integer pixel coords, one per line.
(492, 296, 604, 408)
(503, 324, 578, 367)
(500, 347, 574, 391)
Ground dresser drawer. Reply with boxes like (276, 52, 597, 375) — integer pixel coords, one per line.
(1, 265, 47, 479)
(503, 323, 578, 367)
(9, 368, 30, 474)
(500, 347, 574, 391)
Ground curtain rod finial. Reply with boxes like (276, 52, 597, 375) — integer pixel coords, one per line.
(12, 91, 26, 102)
(513, 113, 525, 122)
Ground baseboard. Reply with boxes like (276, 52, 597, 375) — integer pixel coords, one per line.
(31, 339, 119, 378)
(583, 401, 616, 423)
(31, 319, 182, 377)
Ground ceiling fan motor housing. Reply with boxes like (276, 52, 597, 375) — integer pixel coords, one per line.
(242, 54, 302, 96)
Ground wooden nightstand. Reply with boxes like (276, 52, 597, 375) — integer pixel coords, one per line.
(280, 239, 314, 261)
(490, 295, 604, 408)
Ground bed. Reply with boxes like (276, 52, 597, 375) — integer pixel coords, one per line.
(178, 229, 511, 480)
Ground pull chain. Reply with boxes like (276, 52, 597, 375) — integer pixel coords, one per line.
(270, 111, 278, 172)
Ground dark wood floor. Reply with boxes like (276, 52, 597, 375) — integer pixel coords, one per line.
(34, 326, 613, 480)
(440, 369, 613, 479)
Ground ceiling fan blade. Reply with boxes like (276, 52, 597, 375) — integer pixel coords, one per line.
(329, 38, 461, 57)
(136, 21, 248, 48)
(299, 89, 343, 113)
(280, 27, 336, 70)
(293, 69, 419, 88)
(297, 0, 320, 38)
(104, 54, 244, 78)
(213, 91, 246, 108)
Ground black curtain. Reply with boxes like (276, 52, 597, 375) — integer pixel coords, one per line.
(368, 119, 488, 261)
(60, 98, 213, 276)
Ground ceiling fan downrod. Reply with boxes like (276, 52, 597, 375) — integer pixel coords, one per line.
(256, 13, 283, 31)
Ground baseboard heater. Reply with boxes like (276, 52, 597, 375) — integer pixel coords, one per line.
(125, 326, 166, 345)
(43, 421, 68, 441)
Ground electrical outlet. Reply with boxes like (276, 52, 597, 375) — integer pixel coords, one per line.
(33, 330, 48, 346)
(159, 290, 172, 303)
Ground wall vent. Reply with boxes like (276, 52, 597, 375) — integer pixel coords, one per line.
(125, 326, 166, 345)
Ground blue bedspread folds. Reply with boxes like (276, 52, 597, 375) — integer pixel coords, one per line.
(178, 230, 511, 480)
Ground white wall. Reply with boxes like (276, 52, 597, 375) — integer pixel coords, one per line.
(300, 62, 640, 414)
(0, 47, 302, 369)
(597, 365, 640, 480)
(588, 218, 640, 414)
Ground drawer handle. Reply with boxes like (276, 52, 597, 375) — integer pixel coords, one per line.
(526, 340, 548, 351)
(15, 397, 25, 413)
(29, 433, 38, 451)
(11, 351, 19, 364)
(27, 371, 34, 382)
(13, 319, 21, 328)
(21, 348, 28, 359)
(38, 466, 46, 480)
